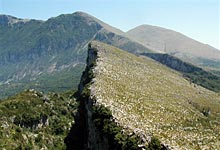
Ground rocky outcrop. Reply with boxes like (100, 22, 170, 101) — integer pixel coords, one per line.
(67, 43, 110, 150)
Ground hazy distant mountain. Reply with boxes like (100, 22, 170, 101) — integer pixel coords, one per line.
(0, 12, 151, 98)
(126, 25, 220, 70)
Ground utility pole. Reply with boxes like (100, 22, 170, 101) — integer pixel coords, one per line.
(164, 42, 166, 53)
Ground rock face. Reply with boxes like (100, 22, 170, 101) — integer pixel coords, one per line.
(72, 41, 220, 150)
(79, 43, 109, 150)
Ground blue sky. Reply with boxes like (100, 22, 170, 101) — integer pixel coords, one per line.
(0, 0, 219, 49)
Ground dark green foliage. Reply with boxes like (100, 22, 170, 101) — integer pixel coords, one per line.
(0, 89, 78, 149)
(184, 71, 220, 92)
(147, 137, 162, 150)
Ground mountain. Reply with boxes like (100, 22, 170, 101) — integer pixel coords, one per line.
(1, 12, 219, 99)
(0, 12, 152, 99)
(69, 41, 220, 149)
(125, 25, 220, 70)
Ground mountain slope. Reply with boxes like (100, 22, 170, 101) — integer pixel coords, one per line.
(78, 41, 220, 149)
(126, 25, 220, 70)
(141, 53, 220, 92)
(0, 12, 152, 99)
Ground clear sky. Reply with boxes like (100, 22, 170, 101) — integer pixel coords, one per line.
(0, 0, 219, 49)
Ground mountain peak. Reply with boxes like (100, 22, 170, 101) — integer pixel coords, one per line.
(71, 11, 124, 35)
(72, 11, 92, 17)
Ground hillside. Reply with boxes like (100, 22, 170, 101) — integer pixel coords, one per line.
(126, 25, 220, 70)
(0, 90, 77, 149)
(0, 12, 151, 99)
(141, 53, 220, 92)
(75, 41, 220, 149)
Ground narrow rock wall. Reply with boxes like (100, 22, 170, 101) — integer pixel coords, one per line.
(77, 43, 110, 150)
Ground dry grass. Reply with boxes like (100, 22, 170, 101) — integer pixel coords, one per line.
(89, 41, 220, 150)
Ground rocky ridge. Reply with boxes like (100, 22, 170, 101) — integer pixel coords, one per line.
(78, 41, 220, 149)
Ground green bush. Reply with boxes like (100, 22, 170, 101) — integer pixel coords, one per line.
(147, 136, 162, 150)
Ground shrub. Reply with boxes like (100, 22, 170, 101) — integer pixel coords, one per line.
(147, 136, 162, 150)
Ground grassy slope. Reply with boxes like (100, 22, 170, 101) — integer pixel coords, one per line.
(0, 90, 77, 149)
(90, 41, 220, 149)
(141, 53, 220, 92)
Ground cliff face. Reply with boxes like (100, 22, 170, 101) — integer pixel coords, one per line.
(70, 41, 220, 150)
(65, 44, 110, 150)
(79, 43, 110, 150)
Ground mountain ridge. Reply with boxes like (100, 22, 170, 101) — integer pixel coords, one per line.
(0, 14, 35, 25)
(71, 41, 220, 149)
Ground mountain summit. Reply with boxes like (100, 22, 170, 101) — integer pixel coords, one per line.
(126, 25, 220, 69)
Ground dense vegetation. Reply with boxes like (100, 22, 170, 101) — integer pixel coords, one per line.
(0, 89, 78, 149)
